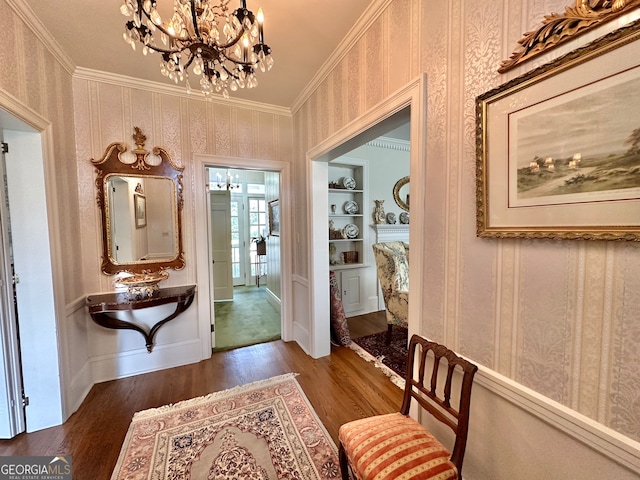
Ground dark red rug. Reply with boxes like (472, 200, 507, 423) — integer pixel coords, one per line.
(352, 327, 409, 378)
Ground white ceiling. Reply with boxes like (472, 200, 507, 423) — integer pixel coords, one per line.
(25, 0, 375, 109)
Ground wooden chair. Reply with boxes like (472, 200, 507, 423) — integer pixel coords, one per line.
(338, 334, 478, 479)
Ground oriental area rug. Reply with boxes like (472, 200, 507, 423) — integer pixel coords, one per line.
(111, 373, 340, 480)
(349, 327, 409, 389)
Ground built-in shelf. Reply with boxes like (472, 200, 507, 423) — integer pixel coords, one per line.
(330, 263, 368, 270)
(329, 162, 368, 268)
(329, 188, 364, 194)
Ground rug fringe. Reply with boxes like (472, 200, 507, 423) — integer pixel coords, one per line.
(348, 342, 405, 390)
(132, 372, 299, 420)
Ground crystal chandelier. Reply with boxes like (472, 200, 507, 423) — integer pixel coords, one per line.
(121, 0, 274, 99)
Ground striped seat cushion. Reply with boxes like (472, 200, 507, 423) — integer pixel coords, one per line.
(339, 412, 458, 480)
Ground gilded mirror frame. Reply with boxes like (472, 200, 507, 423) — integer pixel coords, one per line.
(91, 128, 186, 275)
(393, 176, 410, 212)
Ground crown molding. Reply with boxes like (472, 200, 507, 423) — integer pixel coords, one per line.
(290, 0, 393, 115)
(73, 67, 292, 117)
(366, 136, 410, 152)
(7, 0, 76, 76)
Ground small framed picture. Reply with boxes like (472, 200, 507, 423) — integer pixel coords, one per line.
(134, 193, 146, 228)
(268, 199, 280, 236)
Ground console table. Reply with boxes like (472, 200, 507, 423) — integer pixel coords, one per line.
(86, 284, 196, 352)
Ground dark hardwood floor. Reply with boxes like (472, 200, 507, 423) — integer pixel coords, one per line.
(0, 311, 394, 479)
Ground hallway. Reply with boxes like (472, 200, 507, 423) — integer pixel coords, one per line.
(213, 286, 281, 352)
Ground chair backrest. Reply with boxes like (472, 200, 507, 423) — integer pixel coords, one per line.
(372, 242, 409, 298)
(401, 334, 478, 476)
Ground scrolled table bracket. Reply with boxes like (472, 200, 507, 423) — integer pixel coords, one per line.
(86, 285, 196, 353)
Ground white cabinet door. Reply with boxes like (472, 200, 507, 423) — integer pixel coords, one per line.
(340, 269, 362, 315)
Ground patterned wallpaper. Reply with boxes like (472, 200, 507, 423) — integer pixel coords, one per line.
(293, 0, 640, 443)
(0, 1, 81, 304)
(72, 80, 294, 297)
(3, 0, 640, 447)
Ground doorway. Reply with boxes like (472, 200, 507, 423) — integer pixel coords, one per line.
(206, 166, 282, 351)
(307, 76, 427, 358)
(0, 105, 63, 434)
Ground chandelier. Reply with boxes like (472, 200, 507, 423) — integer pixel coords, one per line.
(216, 170, 240, 190)
(121, 0, 274, 99)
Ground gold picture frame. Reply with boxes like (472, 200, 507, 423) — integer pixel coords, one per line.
(134, 193, 146, 228)
(499, 0, 640, 73)
(268, 199, 280, 236)
(477, 19, 640, 241)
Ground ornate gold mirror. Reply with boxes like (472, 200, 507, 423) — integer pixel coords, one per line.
(91, 127, 185, 275)
(393, 176, 410, 212)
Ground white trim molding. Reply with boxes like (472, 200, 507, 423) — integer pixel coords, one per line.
(74, 68, 291, 117)
(366, 137, 410, 152)
(476, 364, 640, 472)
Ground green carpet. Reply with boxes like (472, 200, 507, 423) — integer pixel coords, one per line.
(213, 286, 281, 352)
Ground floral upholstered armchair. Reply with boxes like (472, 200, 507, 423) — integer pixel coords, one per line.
(372, 242, 409, 344)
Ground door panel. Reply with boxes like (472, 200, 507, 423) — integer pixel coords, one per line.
(230, 198, 246, 286)
(0, 144, 24, 438)
(210, 191, 233, 301)
(247, 197, 267, 286)
(341, 269, 362, 315)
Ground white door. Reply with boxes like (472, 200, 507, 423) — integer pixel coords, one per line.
(247, 197, 267, 286)
(210, 191, 233, 301)
(230, 197, 246, 286)
(109, 178, 133, 263)
(0, 142, 25, 438)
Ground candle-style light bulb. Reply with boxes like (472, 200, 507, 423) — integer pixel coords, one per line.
(242, 35, 250, 61)
(257, 8, 264, 43)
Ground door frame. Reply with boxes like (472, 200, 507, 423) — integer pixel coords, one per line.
(307, 76, 427, 358)
(194, 155, 292, 356)
(0, 90, 67, 431)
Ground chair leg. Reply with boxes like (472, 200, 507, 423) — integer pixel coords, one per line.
(386, 324, 393, 345)
(338, 441, 350, 480)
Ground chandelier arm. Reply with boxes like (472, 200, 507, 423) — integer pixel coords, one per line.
(215, 30, 246, 51)
(189, 0, 202, 40)
(134, 4, 189, 44)
(142, 42, 190, 56)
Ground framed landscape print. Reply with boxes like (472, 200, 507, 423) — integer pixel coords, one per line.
(476, 19, 640, 241)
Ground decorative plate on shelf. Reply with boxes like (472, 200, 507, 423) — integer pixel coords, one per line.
(343, 223, 359, 239)
(343, 200, 359, 214)
(342, 176, 356, 190)
(399, 212, 410, 224)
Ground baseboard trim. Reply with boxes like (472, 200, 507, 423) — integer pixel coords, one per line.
(65, 360, 92, 421)
(90, 339, 203, 383)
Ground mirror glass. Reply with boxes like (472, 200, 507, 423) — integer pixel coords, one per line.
(106, 175, 178, 264)
(393, 176, 410, 211)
